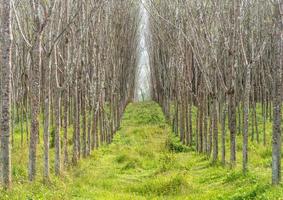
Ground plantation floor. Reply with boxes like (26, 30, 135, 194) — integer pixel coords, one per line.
(1, 102, 283, 199)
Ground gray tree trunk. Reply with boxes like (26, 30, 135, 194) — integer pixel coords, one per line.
(54, 90, 61, 175)
(272, 1, 282, 185)
(243, 64, 251, 174)
(43, 59, 51, 182)
(63, 91, 69, 167)
(229, 93, 237, 166)
(72, 69, 79, 164)
(0, 0, 12, 188)
(212, 98, 218, 162)
(29, 38, 41, 181)
(221, 101, 227, 165)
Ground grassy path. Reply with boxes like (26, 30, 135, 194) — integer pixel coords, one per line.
(64, 102, 282, 200)
(2, 102, 283, 199)
(66, 102, 180, 199)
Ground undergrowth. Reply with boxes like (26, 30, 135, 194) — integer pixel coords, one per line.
(1, 102, 283, 200)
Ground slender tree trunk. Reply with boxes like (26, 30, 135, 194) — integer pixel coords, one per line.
(29, 34, 42, 182)
(208, 114, 213, 156)
(54, 90, 61, 176)
(20, 105, 24, 147)
(188, 95, 193, 146)
(221, 101, 227, 165)
(272, 1, 282, 185)
(91, 108, 97, 150)
(87, 107, 92, 156)
(185, 92, 190, 146)
(243, 64, 251, 174)
(43, 60, 51, 182)
(82, 90, 87, 158)
(203, 97, 208, 154)
(263, 93, 267, 146)
(0, 0, 12, 188)
(198, 96, 204, 153)
(212, 98, 218, 162)
(63, 90, 69, 167)
(229, 93, 237, 166)
(72, 73, 79, 165)
(99, 107, 104, 145)
(180, 96, 185, 144)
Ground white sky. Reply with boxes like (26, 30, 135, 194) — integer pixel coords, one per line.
(135, 0, 151, 101)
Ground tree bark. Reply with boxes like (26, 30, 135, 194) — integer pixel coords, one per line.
(212, 98, 218, 162)
(271, 1, 282, 185)
(29, 33, 41, 182)
(0, 0, 12, 188)
(243, 64, 251, 174)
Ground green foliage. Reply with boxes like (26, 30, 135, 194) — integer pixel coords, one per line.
(115, 153, 129, 163)
(158, 152, 178, 172)
(122, 102, 165, 126)
(228, 184, 270, 200)
(130, 174, 189, 196)
(165, 134, 191, 153)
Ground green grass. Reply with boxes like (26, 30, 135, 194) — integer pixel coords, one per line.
(1, 101, 283, 199)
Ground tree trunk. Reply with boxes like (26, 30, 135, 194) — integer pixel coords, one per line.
(72, 74, 79, 165)
(212, 98, 218, 162)
(29, 35, 41, 182)
(229, 93, 237, 167)
(271, 1, 282, 185)
(63, 90, 69, 167)
(221, 101, 227, 165)
(54, 90, 61, 176)
(87, 105, 92, 156)
(43, 59, 51, 182)
(243, 64, 251, 174)
(82, 91, 87, 158)
(0, 0, 12, 188)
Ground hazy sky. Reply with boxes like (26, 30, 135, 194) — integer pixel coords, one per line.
(136, 0, 151, 101)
